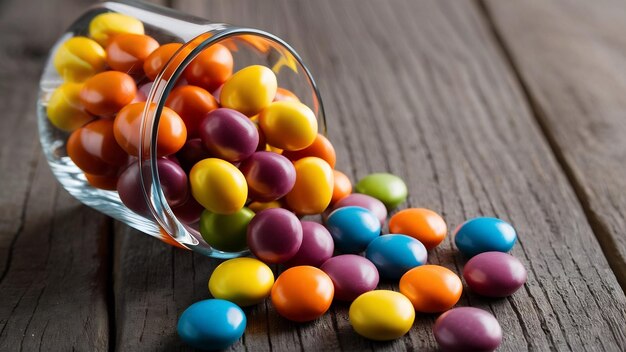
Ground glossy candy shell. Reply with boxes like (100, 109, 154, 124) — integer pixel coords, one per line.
(355, 173, 407, 209)
(189, 158, 247, 214)
(433, 307, 502, 352)
(332, 193, 387, 225)
(284, 157, 333, 215)
(388, 208, 447, 250)
(463, 251, 527, 297)
(247, 208, 303, 263)
(285, 221, 334, 267)
(282, 133, 336, 168)
(399, 265, 463, 313)
(326, 206, 381, 254)
(105, 33, 159, 73)
(208, 258, 274, 307)
(320, 254, 379, 302)
(177, 299, 246, 351)
(199, 108, 259, 162)
(80, 71, 137, 116)
(365, 234, 427, 280)
(271, 266, 334, 322)
(258, 101, 318, 151)
(454, 217, 517, 257)
(220, 65, 277, 116)
(166, 85, 218, 138)
(239, 151, 296, 202)
(349, 290, 415, 341)
(199, 208, 254, 252)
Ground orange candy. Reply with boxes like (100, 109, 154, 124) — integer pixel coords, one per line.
(271, 266, 334, 322)
(184, 44, 234, 92)
(67, 119, 128, 175)
(79, 71, 137, 116)
(274, 87, 300, 102)
(106, 34, 159, 74)
(331, 170, 352, 204)
(399, 265, 462, 313)
(85, 172, 119, 190)
(388, 208, 447, 250)
(282, 133, 336, 168)
(143, 43, 183, 81)
(113, 102, 187, 156)
(165, 85, 218, 138)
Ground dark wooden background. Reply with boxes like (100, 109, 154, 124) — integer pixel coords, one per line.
(2, 0, 626, 351)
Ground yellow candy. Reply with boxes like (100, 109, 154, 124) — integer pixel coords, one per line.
(349, 290, 415, 341)
(53, 37, 106, 82)
(259, 101, 318, 151)
(89, 13, 144, 46)
(220, 65, 277, 116)
(46, 83, 93, 132)
(190, 158, 247, 214)
(285, 157, 333, 215)
(248, 200, 282, 213)
(208, 258, 274, 307)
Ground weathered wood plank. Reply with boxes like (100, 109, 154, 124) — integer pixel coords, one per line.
(0, 0, 110, 349)
(483, 0, 626, 292)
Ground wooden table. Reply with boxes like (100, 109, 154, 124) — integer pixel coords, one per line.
(2, 0, 626, 350)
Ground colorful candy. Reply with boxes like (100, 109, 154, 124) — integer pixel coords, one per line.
(399, 265, 463, 313)
(220, 65, 277, 116)
(330, 170, 352, 204)
(259, 101, 318, 151)
(166, 85, 218, 138)
(239, 151, 296, 202)
(53, 37, 106, 82)
(189, 158, 247, 214)
(184, 44, 234, 92)
(89, 12, 144, 46)
(143, 43, 183, 80)
(284, 157, 333, 215)
(463, 251, 527, 297)
(320, 254, 379, 301)
(176, 138, 213, 172)
(282, 133, 336, 168)
(433, 307, 502, 352)
(355, 173, 407, 209)
(389, 208, 447, 250)
(208, 258, 274, 307)
(332, 193, 387, 225)
(172, 196, 204, 224)
(67, 119, 127, 175)
(46, 83, 93, 131)
(365, 234, 427, 279)
(349, 290, 415, 341)
(326, 206, 381, 253)
(199, 108, 259, 162)
(80, 71, 137, 116)
(247, 208, 303, 264)
(454, 217, 517, 257)
(285, 221, 334, 267)
(271, 266, 334, 322)
(199, 207, 254, 252)
(105, 33, 159, 73)
(177, 299, 246, 350)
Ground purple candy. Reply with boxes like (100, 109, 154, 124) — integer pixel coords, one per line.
(320, 254, 379, 301)
(433, 307, 502, 352)
(285, 221, 334, 267)
(176, 138, 212, 171)
(247, 208, 303, 264)
(172, 195, 204, 224)
(463, 251, 527, 297)
(332, 194, 387, 224)
(199, 108, 259, 162)
(239, 152, 296, 202)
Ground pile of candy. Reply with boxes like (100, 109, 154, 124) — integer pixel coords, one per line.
(47, 11, 528, 352)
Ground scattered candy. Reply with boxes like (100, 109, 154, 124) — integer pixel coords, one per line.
(105, 33, 159, 74)
(199, 108, 259, 162)
(349, 290, 415, 341)
(463, 251, 527, 297)
(53, 36, 106, 82)
(189, 158, 247, 214)
(199, 207, 254, 252)
(209, 257, 274, 307)
(454, 217, 517, 257)
(46, 82, 93, 131)
(433, 307, 502, 352)
(355, 173, 408, 209)
(239, 151, 296, 202)
(320, 254, 379, 301)
(388, 208, 447, 250)
(326, 206, 381, 253)
(88, 12, 145, 46)
(399, 265, 463, 313)
(365, 234, 427, 280)
(271, 266, 334, 322)
(285, 221, 334, 267)
(247, 208, 303, 264)
(177, 299, 246, 350)
(259, 101, 318, 151)
(332, 193, 387, 225)
(282, 133, 336, 168)
(330, 170, 352, 204)
(285, 157, 333, 215)
(220, 65, 277, 116)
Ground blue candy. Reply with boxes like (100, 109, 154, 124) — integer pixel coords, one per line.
(365, 234, 428, 279)
(454, 217, 517, 257)
(326, 206, 381, 253)
(177, 299, 246, 350)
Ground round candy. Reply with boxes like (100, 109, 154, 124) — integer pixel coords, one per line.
(330, 170, 352, 204)
(53, 36, 106, 82)
(209, 257, 274, 306)
(320, 254, 379, 301)
(154, 157, 189, 208)
(189, 158, 247, 214)
(273, 87, 300, 103)
(89, 12, 144, 46)
(389, 208, 447, 250)
(258, 101, 318, 151)
(349, 290, 415, 341)
(80, 71, 137, 116)
(220, 65, 277, 116)
(46, 82, 93, 132)
(67, 119, 127, 175)
(199, 207, 254, 252)
(285, 221, 334, 267)
(184, 44, 233, 92)
(114, 102, 187, 157)
(433, 307, 502, 352)
(399, 265, 463, 313)
(166, 85, 218, 138)
(326, 206, 381, 254)
(332, 193, 387, 225)
(239, 151, 296, 202)
(248, 200, 282, 213)
(282, 133, 336, 168)
(143, 43, 183, 80)
(365, 234, 427, 280)
(105, 33, 159, 73)
(172, 196, 204, 224)
(454, 217, 517, 258)
(177, 299, 246, 351)
(284, 157, 333, 215)
(85, 172, 118, 190)
(271, 266, 334, 322)
(176, 138, 213, 172)
(463, 251, 527, 297)
(199, 108, 259, 162)
(247, 208, 302, 264)
(355, 173, 407, 209)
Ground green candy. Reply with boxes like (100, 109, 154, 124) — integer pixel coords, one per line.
(355, 173, 408, 209)
(200, 208, 255, 252)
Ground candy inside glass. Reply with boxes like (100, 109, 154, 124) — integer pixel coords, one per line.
(37, 0, 326, 258)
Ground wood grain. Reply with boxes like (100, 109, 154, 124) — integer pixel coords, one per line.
(483, 0, 626, 291)
(0, 0, 110, 350)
